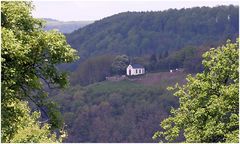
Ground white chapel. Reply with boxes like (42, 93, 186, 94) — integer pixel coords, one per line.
(126, 64, 145, 76)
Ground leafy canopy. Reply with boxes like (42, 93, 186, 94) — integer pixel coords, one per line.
(67, 5, 238, 59)
(153, 39, 239, 143)
(1, 1, 78, 142)
(111, 55, 130, 75)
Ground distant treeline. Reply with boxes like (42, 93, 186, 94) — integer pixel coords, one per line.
(43, 18, 93, 33)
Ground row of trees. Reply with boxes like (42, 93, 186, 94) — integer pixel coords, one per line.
(70, 55, 115, 86)
(70, 43, 219, 86)
(70, 54, 130, 86)
(147, 46, 209, 73)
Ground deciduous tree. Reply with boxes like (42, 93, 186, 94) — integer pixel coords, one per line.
(111, 55, 129, 75)
(1, 2, 78, 142)
(153, 39, 239, 142)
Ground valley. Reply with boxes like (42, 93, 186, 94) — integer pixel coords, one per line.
(50, 5, 238, 142)
(2, 1, 238, 143)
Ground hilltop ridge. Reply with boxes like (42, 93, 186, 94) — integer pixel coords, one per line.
(42, 18, 94, 33)
(67, 5, 238, 60)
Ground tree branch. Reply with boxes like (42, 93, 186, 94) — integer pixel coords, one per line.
(20, 85, 49, 123)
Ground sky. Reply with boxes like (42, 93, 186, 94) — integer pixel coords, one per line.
(32, 0, 239, 21)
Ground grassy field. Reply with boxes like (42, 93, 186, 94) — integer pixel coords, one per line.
(134, 71, 188, 87)
(104, 71, 189, 90)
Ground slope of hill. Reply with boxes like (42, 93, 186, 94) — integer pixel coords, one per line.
(134, 70, 187, 86)
(49, 5, 239, 143)
(67, 5, 238, 60)
(43, 18, 94, 33)
(51, 73, 184, 142)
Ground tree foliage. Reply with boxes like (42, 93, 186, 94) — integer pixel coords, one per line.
(111, 55, 130, 75)
(3, 100, 65, 143)
(50, 81, 179, 142)
(1, 1, 78, 142)
(146, 46, 207, 73)
(67, 5, 238, 60)
(71, 55, 115, 86)
(153, 39, 239, 142)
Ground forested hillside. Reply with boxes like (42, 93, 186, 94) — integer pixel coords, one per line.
(64, 5, 239, 86)
(67, 5, 238, 60)
(50, 80, 182, 142)
(2, 1, 239, 143)
(53, 5, 239, 142)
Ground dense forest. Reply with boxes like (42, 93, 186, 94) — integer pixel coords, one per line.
(67, 5, 238, 60)
(54, 5, 239, 142)
(66, 5, 238, 86)
(50, 81, 181, 142)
